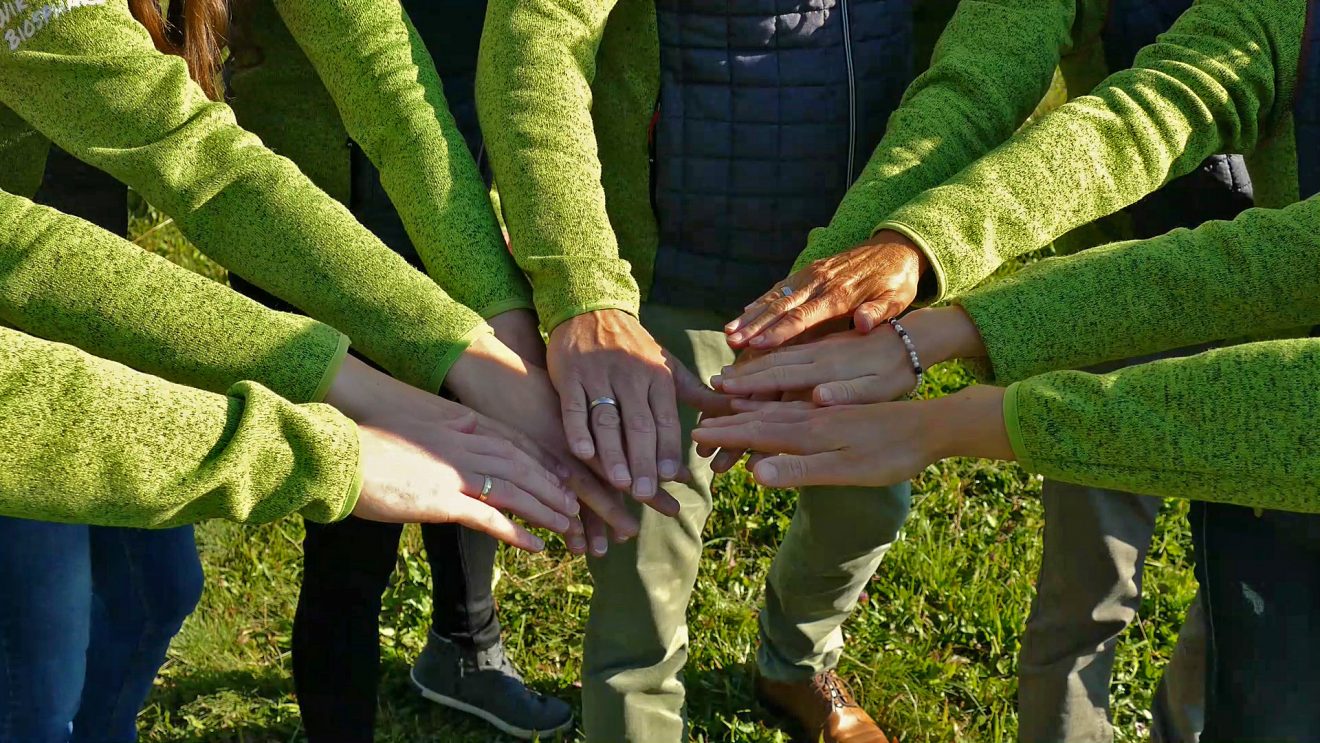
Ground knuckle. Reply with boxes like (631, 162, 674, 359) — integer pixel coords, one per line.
(625, 412, 656, 434)
(594, 407, 621, 428)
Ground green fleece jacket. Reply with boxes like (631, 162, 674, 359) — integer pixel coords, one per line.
(225, 0, 532, 321)
(0, 326, 361, 529)
(0, 0, 492, 392)
(476, 0, 1117, 328)
(0, 188, 349, 403)
(882, 0, 1305, 301)
(932, 0, 1311, 505)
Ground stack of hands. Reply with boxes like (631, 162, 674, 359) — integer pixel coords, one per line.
(331, 234, 1015, 558)
(701, 234, 1013, 491)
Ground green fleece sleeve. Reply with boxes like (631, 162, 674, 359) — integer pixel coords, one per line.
(796, 0, 1079, 279)
(273, 0, 533, 320)
(478, 0, 643, 331)
(957, 197, 1320, 385)
(879, 0, 1304, 301)
(1005, 338, 1320, 513)
(0, 189, 349, 402)
(0, 327, 362, 529)
(0, 0, 488, 393)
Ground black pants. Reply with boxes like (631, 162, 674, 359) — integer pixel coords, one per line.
(224, 14, 501, 736)
(292, 519, 499, 740)
(1191, 502, 1320, 741)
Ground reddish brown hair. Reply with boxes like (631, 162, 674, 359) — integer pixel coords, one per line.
(128, 0, 229, 100)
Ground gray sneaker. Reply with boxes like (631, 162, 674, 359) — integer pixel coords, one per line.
(410, 632, 574, 740)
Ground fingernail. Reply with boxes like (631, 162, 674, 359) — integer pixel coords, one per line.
(611, 465, 631, 485)
(729, 332, 744, 343)
(557, 463, 572, 479)
(724, 320, 740, 332)
(659, 460, 679, 479)
(758, 462, 778, 484)
(635, 477, 655, 499)
(750, 336, 767, 347)
(569, 535, 586, 552)
(817, 387, 834, 403)
(531, 537, 546, 552)
(591, 537, 608, 555)
(564, 495, 580, 516)
(709, 374, 723, 388)
(557, 515, 572, 532)
(573, 442, 593, 457)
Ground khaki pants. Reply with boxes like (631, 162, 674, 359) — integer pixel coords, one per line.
(1019, 344, 1210, 742)
(1018, 484, 1205, 743)
(581, 304, 912, 742)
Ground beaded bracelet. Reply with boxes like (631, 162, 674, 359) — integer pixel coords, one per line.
(888, 317, 924, 395)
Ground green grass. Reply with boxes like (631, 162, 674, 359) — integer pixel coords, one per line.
(128, 193, 1197, 743)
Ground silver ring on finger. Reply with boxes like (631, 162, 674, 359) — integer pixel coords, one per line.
(479, 475, 494, 502)
(589, 396, 619, 412)
(779, 285, 794, 298)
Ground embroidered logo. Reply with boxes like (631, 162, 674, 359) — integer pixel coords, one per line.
(3, 0, 107, 52)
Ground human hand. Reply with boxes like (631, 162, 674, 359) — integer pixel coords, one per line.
(352, 422, 554, 553)
(690, 385, 1013, 489)
(447, 332, 656, 556)
(725, 231, 927, 350)
(488, 309, 548, 369)
(326, 357, 578, 532)
(714, 307, 984, 404)
(547, 309, 730, 503)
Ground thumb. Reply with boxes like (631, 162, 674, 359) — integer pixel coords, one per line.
(665, 349, 737, 417)
(853, 297, 905, 333)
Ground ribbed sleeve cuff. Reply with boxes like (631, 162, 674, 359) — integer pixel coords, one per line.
(1002, 381, 1033, 472)
(311, 333, 353, 403)
(425, 322, 495, 394)
(332, 419, 365, 522)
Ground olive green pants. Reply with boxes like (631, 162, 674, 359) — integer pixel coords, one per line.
(581, 304, 912, 742)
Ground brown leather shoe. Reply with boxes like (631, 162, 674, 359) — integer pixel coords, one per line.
(755, 669, 890, 743)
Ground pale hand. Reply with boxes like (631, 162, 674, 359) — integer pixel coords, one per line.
(448, 330, 664, 556)
(351, 423, 548, 553)
(714, 307, 986, 405)
(690, 385, 1014, 489)
(325, 357, 577, 536)
(725, 231, 927, 350)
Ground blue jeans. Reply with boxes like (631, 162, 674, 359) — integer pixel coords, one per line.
(0, 518, 203, 743)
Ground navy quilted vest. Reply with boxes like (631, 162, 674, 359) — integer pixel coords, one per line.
(648, 0, 915, 311)
(1103, 0, 1255, 238)
(1296, 1, 1320, 198)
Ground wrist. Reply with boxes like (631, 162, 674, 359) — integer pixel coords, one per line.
(903, 306, 987, 365)
(925, 385, 1014, 462)
(324, 356, 396, 422)
(446, 333, 533, 408)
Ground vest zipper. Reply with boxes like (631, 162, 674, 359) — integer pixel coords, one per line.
(840, 0, 858, 186)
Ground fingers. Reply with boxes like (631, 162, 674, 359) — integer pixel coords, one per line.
(445, 496, 546, 553)
(467, 437, 576, 518)
(726, 281, 813, 347)
(854, 296, 906, 333)
(716, 359, 822, 396)
(729, 398, 818, 414)
(712, 347, 812, 387)
(582, 507, 610, 558)
(563, 517, 588, 555)
(459, 468, 571, 534)
(563, 457, 642, 535)
(587, 386, 632, 491)
(666, 350, 737, 418)
(814, 376, 901, 406)
(691, 415, 818, 455)
(710, 447, 744, 474)
(649, 378, 683, 482)
(745, 295, 841, 349)
(560, 379, 595, 460)
(473, 414, 575, 489)
(617, 379, 658, 502)
(751, 453, 854, 489)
